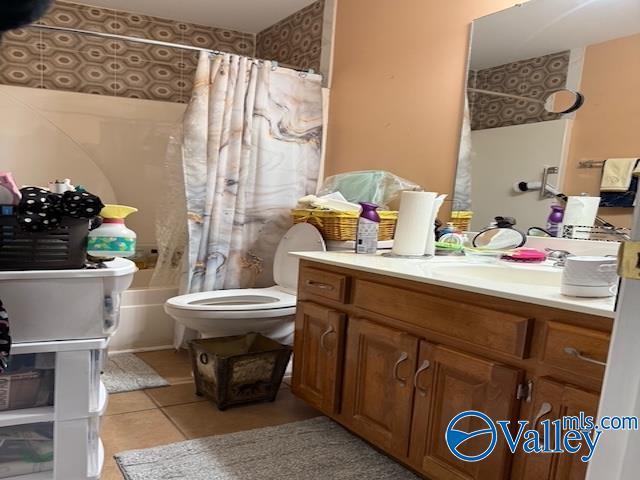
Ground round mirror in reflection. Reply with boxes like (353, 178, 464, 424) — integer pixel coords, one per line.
(527, 227, 553, 237)
(544, 89, 585, 114)
(472, 227, 527, 250)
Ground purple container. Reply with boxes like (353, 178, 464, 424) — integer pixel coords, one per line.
(356, 202, 380, 254)
(359, 202, 381, 222)
(546, 205, 565, 237)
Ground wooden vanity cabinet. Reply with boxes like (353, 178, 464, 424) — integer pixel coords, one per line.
(410, 342, 522, 480)
(341, 317, 419, 458)
(513, 378, 600, 480)
(292, 260, 612, 480)
(291, 301, 346, 414)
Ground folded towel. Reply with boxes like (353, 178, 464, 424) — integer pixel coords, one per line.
(601, 158, 639, 192)
(600, 159, 640, 208)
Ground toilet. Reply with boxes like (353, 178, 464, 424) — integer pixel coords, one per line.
(164, 223, 326, 345)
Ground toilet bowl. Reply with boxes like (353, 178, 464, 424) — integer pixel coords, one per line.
(164, 223, 326, 344)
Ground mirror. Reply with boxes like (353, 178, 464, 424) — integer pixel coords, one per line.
(544, 89, 584, 114)
(527, 227, 553, 237)
(466, 87, 583, 115)
(472, 228, 527, 250)
(453, 0, 640, 237)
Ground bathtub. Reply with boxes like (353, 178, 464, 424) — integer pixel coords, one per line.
(110, 268, 178, 353)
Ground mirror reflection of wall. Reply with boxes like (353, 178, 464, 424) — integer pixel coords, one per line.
(455, 0, 640, 235)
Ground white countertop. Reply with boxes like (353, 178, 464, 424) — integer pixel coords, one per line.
(291, 251, 616, 319)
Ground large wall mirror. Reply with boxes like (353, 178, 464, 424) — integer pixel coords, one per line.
(453, 0, 640, 238)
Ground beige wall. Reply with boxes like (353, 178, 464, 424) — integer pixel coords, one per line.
(563, 33, 640, 229)
(324, 0, 516, 216)
(0, 85, 186, 244)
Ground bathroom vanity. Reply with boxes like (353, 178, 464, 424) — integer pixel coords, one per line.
(290, 253, 614, 480)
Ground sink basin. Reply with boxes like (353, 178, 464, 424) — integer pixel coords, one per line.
(429, 263, 562, 287)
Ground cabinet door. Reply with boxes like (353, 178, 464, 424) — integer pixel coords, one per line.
(517, 378, 599, 480)
(291, 301, 346, 415)
(410, 342, 521, 480)
(341, 317, 419, 458)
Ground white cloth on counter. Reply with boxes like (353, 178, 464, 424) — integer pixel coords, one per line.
(297, 192, 360, 212)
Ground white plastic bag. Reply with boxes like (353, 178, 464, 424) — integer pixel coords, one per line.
(318, 170, 422, 209)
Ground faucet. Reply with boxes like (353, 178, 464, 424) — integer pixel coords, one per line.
(545, 248, 573, 267)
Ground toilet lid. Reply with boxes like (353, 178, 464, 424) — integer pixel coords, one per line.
(274, 223, 325, 291)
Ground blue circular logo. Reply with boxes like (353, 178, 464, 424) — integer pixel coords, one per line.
(445, 410, 497, 462)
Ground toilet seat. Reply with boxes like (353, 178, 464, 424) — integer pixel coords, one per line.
(164, 223, 325, 324)
(166, 286, 296, 312)
(164, 286, 297, 320)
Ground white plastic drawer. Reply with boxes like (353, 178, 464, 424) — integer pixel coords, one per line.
(89, 349, 107, 414)
(54, 417, 102, 480)
(54, 348, 108, 420)
(0, 422, 53, 479)
(0, 354, 55, 413)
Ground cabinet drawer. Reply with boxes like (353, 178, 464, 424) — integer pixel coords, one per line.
(300, 268, 349, 303)
(353, 280, 532, 359)
(541, 322, 610, 381)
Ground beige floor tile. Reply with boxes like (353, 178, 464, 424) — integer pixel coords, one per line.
(102, 409, 186, 469)
(100, 463, 124, 480)
(106, 390, 156, 416)
(162, 387, 320, 439)
(145, 382, 207, 408)
(135, 349, 193, 384)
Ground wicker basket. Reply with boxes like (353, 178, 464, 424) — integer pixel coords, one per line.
(291, 209, 397, 241)
(450, 211, 473, 232)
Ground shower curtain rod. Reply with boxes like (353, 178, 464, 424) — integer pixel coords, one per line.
(27, 24, 318, 75)
(467, 87, 545, 105)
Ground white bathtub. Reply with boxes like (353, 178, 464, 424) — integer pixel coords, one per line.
(110, 269, 178, 353)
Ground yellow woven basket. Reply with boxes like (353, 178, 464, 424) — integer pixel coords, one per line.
(450, 211, 473, 232)
(291, 209, 398, 241)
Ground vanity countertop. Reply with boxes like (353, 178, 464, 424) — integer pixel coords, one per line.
(291, 251, 616, 319)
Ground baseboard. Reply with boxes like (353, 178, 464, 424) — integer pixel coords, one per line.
(109, 344, 175, 355)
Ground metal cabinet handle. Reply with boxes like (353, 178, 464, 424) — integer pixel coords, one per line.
(320, 326, 336, 351)
(306, 280, 334, 291)
(413, 360, 431, 396)
(533, 402, 553, 430)
(393, 352, 409, 386)
(564, 347, 607, 367)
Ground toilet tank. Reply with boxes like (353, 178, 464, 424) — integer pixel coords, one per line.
(0, 258, 136, 343)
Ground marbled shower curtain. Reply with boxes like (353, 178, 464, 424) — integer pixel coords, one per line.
(155, 51, 323, 347)
(453, 96, 473, 211)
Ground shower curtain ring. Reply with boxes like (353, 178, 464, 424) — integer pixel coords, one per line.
(270, 61, 278, 71)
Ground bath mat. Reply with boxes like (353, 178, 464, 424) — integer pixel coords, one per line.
(103, 353, 169, 394)
(115, 417, 418, 479)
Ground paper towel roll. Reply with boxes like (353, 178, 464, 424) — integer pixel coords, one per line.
(562, 196, 600, 238)
(392, 191, 437, 256)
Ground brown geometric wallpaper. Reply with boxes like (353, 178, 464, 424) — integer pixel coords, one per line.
(256, 0, 324, 72)
(469, 51, 570, 130)
(0, 1, 255, 103)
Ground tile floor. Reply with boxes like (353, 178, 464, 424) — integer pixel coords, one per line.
(101, 349, 319, 480)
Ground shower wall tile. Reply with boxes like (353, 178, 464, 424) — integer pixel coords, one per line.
(0, 1, 255, 103)
(470, 51, 570, 130)
(256, 0, 324, 72)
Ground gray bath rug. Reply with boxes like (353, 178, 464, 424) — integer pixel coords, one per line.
(115, 417, 418, 479)
(103, 353, 169, 394)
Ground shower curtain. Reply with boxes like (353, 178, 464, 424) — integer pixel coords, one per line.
(153, 52, 323, 347)
(453, 96, 473, 211)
